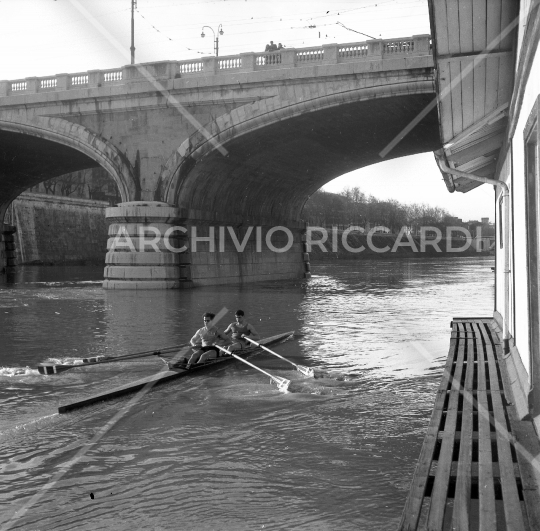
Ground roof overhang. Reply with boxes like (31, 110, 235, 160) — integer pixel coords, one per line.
(428, 0, 518, 192)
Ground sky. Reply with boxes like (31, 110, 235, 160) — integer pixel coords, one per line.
(0, 0, 494, 222)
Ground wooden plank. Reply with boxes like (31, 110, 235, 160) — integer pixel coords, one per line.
(459, 59, 477, 130)
(426, 335, 466, 529)
(452, 431, 499, 442)
(399, 337, 461, 530)
(450, 60, 464, 136)
(447, 130, 504, 165)
(453, 317, 493, 321)
(510, 418, 540, 530)
(499, 0, 517, 51)
(450, 461, 521, 478)
(451, 332, 480, 339)
(472, 0, 487, 51)
(473, 322, 498, 530)
(497, 53, 514, 106)
(439, 50, 512, 63)
(442, 333, 461, 391)
(433, 0, 450, 56)
(479, 324, 526, 530)
(459, 0, 474, 53)
(398, 390, 449, 530)
(446, 0, 461, 54)
(473, 58, 487, 123)
(452, 326, 476, 529)
(58, 331, 294, 413)
(497, 336, 540, 530)
(491, 393, 526, 531)
(481, 323, 501, 392)
(486, 0, 502, 50)
(438, 61, 454, 143)
(484, 56, 501, 114)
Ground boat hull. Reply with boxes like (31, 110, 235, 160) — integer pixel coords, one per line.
(57, 331, 294, 413)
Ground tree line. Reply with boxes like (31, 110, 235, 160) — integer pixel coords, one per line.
(302, 186, 459, 232)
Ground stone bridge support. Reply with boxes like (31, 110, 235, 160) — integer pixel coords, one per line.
(0, 223, 16, 273)
(104, 202, 190, 289)
(104, 201, 310, 289)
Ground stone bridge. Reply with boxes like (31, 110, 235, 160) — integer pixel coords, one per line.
(0, 35, 440, 288)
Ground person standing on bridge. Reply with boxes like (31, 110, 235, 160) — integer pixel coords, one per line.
(223, 310, 259, 351)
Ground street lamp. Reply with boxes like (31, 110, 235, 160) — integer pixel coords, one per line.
(131, 0, 137, 64)
(201, 24, 224, 57)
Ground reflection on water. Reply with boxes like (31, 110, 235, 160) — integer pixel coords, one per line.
(0, 258, 493, 530)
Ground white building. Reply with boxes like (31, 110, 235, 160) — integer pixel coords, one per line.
(433, 0, 540, 430)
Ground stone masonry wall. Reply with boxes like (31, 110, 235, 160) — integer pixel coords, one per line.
(7, 193, 108, 264)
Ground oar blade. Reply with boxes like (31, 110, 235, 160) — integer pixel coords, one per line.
(37, 364, 74, 375)
(270, 376, 291, 392)
(81, 356, 106, 364)
(297, 365, 315, 378)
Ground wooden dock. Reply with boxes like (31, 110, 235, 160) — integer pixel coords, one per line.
(399, 318, 540, 530)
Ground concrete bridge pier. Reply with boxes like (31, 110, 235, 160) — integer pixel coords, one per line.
(103, 202, 310, 289)
(0, 223, 16, 273)
(183, 220, 310, 287)
(104, 202, 192, 290)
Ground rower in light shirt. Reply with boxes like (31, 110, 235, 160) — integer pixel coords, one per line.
(223, 310, 259, 351)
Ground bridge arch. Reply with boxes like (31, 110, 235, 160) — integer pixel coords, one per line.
(160, 77, 438, 223)
(0, 114, 137, 220)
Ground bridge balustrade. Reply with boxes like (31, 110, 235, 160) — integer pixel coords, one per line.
(384, 39, 415, 54)
(40, 78, 57, 89)
(0, 34, 431, 97)
(178, 61, 203, 74)
(218, 57, 242, 70)
(296, 48, 324, 62)
(103, 70, 123, 83)
(255, 53, 282, 66)
(338, 44, 369, 58)
(71, 74, 89, 86)
(10, 81, 27, 92)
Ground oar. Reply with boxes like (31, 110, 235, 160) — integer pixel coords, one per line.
(214, 345, 290, 392)
(243, 337, 314, 377)
(37, 344, 188, 375)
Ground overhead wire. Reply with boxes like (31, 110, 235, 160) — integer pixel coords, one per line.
(132, 1, 423, 43)
(135, 7, 209, 55)
(0, 0, 428, 71)
(135, 0, 426, 48)
(134, 0, 388, 32)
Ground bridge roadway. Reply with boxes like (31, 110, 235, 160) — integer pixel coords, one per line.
(0, 36, 440, 288)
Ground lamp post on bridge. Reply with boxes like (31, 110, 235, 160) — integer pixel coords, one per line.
(201, 24, 224, 57)
(131, 0, 137, 64)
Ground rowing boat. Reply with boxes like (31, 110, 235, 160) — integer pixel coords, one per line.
(57, 331, 294, 413)
(38, 347, 183, 375)
(38, 355, 119, 375)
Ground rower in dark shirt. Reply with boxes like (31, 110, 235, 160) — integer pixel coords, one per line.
(223, 310, 259, 351)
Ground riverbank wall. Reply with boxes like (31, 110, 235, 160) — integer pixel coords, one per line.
(6, 193, 108, 265)
(308, 231, 490, 261)
(2, 199, 491, 270)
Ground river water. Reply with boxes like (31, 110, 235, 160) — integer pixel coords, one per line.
(0, 257, 494, 531)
